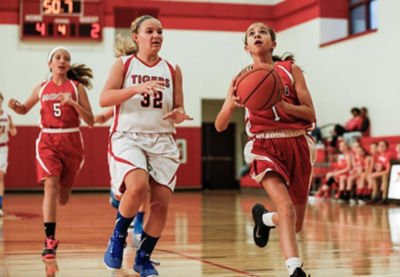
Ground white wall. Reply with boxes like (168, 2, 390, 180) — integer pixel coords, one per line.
(1, 0, 400, 136)
(276, 0, 400, 136)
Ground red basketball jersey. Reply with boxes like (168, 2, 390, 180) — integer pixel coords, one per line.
(245, 60, 314, 136)
(377, 152, 392, 170)
(352, 155, 367, 174)
(39, 79, 80, 128)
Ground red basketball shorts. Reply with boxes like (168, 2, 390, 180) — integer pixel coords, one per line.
(35, 131, 84, 188)
(244, 134, 316, 205)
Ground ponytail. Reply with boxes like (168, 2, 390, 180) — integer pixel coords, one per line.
(67, 64, 93, 89)
(113, 15, 159, 58)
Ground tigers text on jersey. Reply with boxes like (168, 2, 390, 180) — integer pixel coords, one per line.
(0, 112, 11, 144)
(39, 79, 80, 128)
(245, 60, 313, 136)
(111, 55, 176, 134)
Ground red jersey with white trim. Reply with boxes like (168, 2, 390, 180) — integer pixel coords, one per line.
(352, 155, 367, 174)
(39, 79, 80, 128)
(376, 152, 392, 170)
(245, 60, 313, 136)
(336, 153, 350, 169)
(111, 55, 176, 134)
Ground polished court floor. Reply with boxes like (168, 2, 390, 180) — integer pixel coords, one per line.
(0, 190, 400, 277)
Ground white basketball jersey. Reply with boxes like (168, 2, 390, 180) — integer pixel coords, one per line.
(111, 55, 176, 134)
(0, 112, 10, 144)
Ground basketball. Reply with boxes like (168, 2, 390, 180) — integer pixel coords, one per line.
(234, 64, 284, 111)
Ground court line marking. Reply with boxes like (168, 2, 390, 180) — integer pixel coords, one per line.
(157, 248, 260, 277)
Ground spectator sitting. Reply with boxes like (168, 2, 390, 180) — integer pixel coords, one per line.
(359, 107, 370, 137)
(358, 142, 378, 204)
(395, 143, 400, 160)
(314, 141, 352, 200)
(367, 140, 392, 205)
(331, 107, 363, 148)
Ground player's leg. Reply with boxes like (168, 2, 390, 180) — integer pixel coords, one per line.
(134, 180, 171, 277)
(0, 171, 4, 216)
(259, 172, 307, 277)
(42, 176, 59, 259)
(58, 186, 71, 206)
(104, 169, 149, 270)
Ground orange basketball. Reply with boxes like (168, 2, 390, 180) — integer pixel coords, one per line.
(234, 64, 283, 111)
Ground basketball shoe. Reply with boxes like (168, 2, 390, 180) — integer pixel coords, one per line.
(133, 249, 159, 277)
(290, 267, 310, 277)
(252, 203, 275, 248)
(42, 237, 59, 260)
(103, 230, 127, 270)
(0, 209, 3, 216)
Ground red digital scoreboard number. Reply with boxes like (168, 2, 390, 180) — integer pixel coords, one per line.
(21, 0, 103, 40)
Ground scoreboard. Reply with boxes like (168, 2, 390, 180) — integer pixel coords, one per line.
(20, 0, 103, 40)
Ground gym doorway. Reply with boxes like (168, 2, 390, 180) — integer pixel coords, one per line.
(201, 99, 245, 190)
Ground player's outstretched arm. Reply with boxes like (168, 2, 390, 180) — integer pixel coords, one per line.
(215, 77, 242, 132)
(8, 85, 40, 115)
(94, 107, 114, 124)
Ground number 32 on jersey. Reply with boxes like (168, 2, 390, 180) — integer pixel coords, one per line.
(141, 91, 163, 109)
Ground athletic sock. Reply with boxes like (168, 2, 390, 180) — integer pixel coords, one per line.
(135, 211, 144, 224)
(114, 211, 134, 237)
(285, 257, 302, 275)
(326, 177, 335, 187)
(44, 222, 56, 238)
(262, 212, 276, 227)
(138, 231, 159, 256)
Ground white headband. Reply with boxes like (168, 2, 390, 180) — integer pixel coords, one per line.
(48, 46, 70, 62)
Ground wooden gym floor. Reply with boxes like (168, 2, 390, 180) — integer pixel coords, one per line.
(0, 190, 399, 277)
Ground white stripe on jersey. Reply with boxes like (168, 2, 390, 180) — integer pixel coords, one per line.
(69, 80, 79, 102)
(277, 64, 294, 84)
(38, 81, 51, 99)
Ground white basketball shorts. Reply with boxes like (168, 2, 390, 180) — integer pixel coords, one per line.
(108, 132, 180, 198)
(0, 146, 8, 173)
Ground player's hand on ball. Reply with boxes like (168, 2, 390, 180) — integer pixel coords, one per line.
(227, 78, 243, 108)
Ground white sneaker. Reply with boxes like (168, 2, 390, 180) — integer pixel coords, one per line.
(0, 209, 3, 217)
(358, 199, 366, 206)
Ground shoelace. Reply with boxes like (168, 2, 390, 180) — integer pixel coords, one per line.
(45, 239, 58, 249)
(110, 237, 126, 257)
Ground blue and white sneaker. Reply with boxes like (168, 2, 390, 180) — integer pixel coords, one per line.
(103, 231, 126, 270)
(133, 249, 159, 277)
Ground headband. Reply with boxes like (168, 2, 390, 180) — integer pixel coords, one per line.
(48, 46, 70, 62)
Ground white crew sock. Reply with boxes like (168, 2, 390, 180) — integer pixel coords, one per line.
(262, 212, 276, 227)
(285, 257, 302, 275)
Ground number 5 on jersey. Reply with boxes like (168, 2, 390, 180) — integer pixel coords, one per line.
(53, 103, 62, 117)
